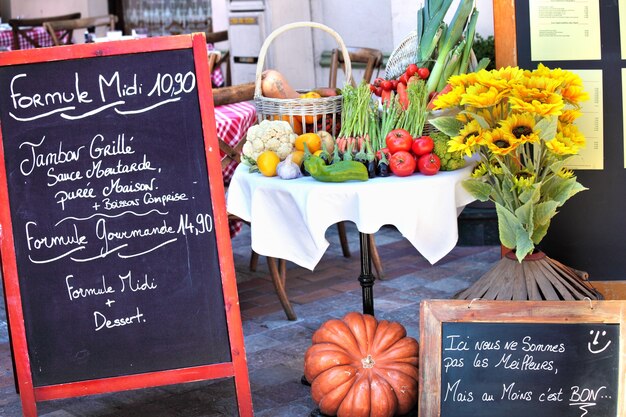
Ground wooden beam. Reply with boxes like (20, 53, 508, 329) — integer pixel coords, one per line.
(493, 0, 518, 67)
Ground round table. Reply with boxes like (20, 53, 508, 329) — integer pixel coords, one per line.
(226, 163, 476, 318)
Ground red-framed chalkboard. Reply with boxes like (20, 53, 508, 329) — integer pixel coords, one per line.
(0, 34, 252, 416)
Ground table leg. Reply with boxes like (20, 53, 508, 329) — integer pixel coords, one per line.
(358, 232, 376, 316)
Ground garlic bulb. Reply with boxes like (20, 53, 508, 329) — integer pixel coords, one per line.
(276, 154, 302, 180)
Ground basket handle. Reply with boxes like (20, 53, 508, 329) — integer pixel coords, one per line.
(254, 21, 353, 97)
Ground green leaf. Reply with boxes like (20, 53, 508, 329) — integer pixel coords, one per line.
(542, 177, 586, 206)
(248, 165, 260, 173)
(462, 178, 492, 201)
(533, 200, 559, 225)
(514, 234, 535, 262)
(518, 183, 540, 205)
(496, 202, 534, 261)
(531, 220, 551, 245)
(514, 199, 534, 233)
(495, 202, 522, 250)
(536, 116, 558, 141)
(467, 111, 491, 129)
(428, 116, 464, 137)
(475, 57, 491, 72)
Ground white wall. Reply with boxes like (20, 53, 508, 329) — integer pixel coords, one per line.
(215, 0, 494, 88)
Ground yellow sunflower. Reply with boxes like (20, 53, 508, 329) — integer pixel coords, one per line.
(499, 113, 540, 144)
(508, 92, 564, 117)
(561, 85, 589, 105)
(545, 135, 578, 155)
(557, 122, 586, 149)
(448, 120, 483, 157)
(460, 84, 508, 108)
(512, 171, 536, 192)
(471, 162, 488, 178)
(433, 85, 465, 109)
(557, 168, 575, 179)
(559, 109, 582, 124)
(484, 128, 519, 156)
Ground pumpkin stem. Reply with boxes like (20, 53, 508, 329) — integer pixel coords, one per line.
(361, 354, 375, 369)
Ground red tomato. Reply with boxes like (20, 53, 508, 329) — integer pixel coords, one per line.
(385, 128, 413, 154)
(389, 151, 416, 177)
(376, 147, 391, 161)
(406, 63, 419, 77)
(411, 135, 434, 156)
(417, 67, 430, 79)
(399, 73, 409, 85)
(375, 86, 383, 97)
(390, 79, 399, 90)
(369, 84, 377, 93)
(417, 153, 441, 175)
(381, 80, 392, 91)
(372, 77, 385, 87)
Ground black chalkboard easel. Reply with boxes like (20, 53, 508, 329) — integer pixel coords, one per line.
(0, 34, 252, 416)
(419, 299, 626, 417)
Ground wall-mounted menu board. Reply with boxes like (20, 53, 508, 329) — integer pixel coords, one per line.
(493, 1, 626, 280)
(0, 35, 252, 416)
(419, 300, 626, 417)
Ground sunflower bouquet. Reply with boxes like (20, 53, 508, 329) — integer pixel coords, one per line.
(430, 64, 589, 261)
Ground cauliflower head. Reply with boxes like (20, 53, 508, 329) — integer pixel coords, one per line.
(242, 119, 297, 162)
(431, 131, 466, 171)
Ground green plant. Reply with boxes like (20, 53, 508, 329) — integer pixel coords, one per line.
(473, 33, 495, 71)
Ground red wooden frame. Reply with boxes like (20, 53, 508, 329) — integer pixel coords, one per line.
(0, 34, 253, 416)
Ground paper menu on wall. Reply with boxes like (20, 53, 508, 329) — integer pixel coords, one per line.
(529, 0, 601, 61)
(568, 69, 603, 170)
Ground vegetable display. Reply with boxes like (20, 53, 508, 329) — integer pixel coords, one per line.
(304, 312, 419, 417)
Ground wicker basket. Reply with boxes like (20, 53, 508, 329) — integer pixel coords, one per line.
(254, 21, 352, 136)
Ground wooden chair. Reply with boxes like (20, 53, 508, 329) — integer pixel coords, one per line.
(9, 12, 81, 50)
(44, 15, 118, 46)
(206, 30, 231, 87)
(329, 46, 384, 89)
(329, 46, 385, 279)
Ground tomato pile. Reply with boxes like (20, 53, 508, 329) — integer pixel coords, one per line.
(369, 63, 431, 108)
(381, 128, 440, 177)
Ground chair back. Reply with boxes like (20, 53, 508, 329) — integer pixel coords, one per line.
(9, 12, 81, 50)
(206, 30, 231, 87)
(329, 46, 383, 88)
(44, 15, 118, 46)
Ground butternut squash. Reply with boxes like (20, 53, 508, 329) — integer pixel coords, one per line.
(261, 70, 300, 99)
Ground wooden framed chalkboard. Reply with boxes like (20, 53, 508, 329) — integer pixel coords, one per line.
(0, 35, 252, 416)
(493, 0, 626, 280)
(419, 299, 626, 417)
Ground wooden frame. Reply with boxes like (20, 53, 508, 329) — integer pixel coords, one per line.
(419, 299, 626, 417)
(0, 34, 252, 416)
(492, 0, 518, 68)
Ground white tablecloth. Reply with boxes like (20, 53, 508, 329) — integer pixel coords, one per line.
(226, 163, 476, 270)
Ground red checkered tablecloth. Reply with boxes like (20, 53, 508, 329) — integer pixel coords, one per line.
(214, 101, 257, 237)
(0, 26, 55, 50)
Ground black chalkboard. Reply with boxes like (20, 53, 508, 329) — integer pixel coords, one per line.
(512, 0, 626, 280)
(419, 300, 626, 417)
(0, 46, 231, 386)
(440, 322, 619, 417)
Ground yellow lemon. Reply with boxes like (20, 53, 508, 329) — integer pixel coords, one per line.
(295, 133, 322, 153)
(257, 151, 280, 177)
(290, 150, 305, 167)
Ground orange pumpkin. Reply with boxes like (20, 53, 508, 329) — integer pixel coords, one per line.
(304, 312, 419, 417)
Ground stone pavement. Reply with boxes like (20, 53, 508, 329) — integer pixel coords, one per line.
(0, 222, 500, 417)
